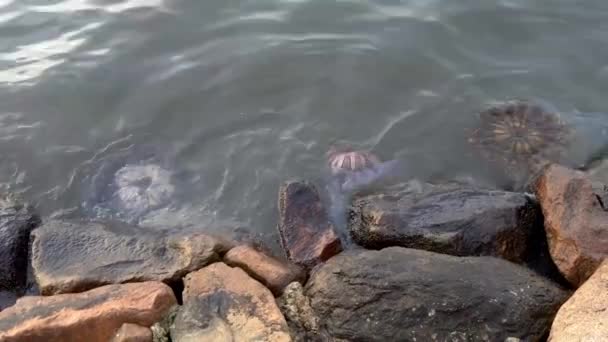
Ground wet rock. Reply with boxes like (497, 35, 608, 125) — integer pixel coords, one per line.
(277, 282, 325, 342)
(534, 164, 608, 287)
(224, 245, 306, 296)
(171, 262, 291, 342)
(520, 218, 571, 288)
(586, 158, 608, 184)
(0, 194, 41, 292)
(306, 247, 569, 342)
(548, 260, 608, 341)
(229, 226, 274, 255)
(31, 219, 232, 295)
(0, 281, 176, 342)
(349, 181, 540, 262)
(150, 306, 178, 342)
(113, 323, 153, 342)
(0, 291, 17, 311)
(277, 180, 342, 270)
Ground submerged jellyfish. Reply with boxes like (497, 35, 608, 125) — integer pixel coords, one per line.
(323, 144, 405, 246)
(112, 163, 176, 221)
(61, 136, 188, 226)
(468, 99, 574, 190)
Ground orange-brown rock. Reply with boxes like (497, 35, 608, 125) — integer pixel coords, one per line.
(549, 260, 608, 341)
(224, 245, 305, 296)
(113, 323, 153, 342)
(0, 281, 176, 342)
(534, 164, 608, 287)
(277, 180, 342, 270)
(171, 262, 291, 342)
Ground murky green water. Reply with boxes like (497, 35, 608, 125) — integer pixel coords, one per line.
(1, 0, 608, 250)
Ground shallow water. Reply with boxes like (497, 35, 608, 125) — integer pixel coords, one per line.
(2, 0, 608, 251)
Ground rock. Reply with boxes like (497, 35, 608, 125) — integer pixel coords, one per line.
(277, 282, 325, 342)
(150, 306, 178, 342)
(0, 281, 176, 342)
(586, 158, 608, 184)
(31, 219, 232, 295)
(113, 323, 153, 342)
(534, 164, 608, 287)
(520, 218, 571, 288)
(306, 247, 569, 342)
(0, 291, 17, 311)
(0, 194, 41, 292)
(224, 245, 306, 296)
(171, 262, 291, 342)
(349, 181, 540, 262)
(277, 180, 342, 270)
(548, 260, 608, 341)
(229, 226, 274, 255)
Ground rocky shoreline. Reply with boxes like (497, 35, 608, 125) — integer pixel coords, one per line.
(0, 162, 606, 341)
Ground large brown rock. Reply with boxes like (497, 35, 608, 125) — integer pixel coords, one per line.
(277, 180, 342, 270)
(534, 164, 608, 287)
(306, 247, 569, 342)
(548, 260, 608, 341)
(0, 194, 40, 292)
(31, 219, 232, 295)
(224, 245, 305, 296)
(349, 181, 540, 263)
(0, 281, 176, 342)
(171, 262, 291, 342)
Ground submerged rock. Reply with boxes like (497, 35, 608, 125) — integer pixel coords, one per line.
(549, 260, 608, 341)
(277, 180, 342, 270)
(306, 247, 569, 342)
(349, 181, 540, 262)
(534, 164, 608, 287)
(0, 194, 40, 292)
(224, 245, 305, 296)
(31, 219, 232, 295)
(171, 262, 291, 342)
(0, 281, 176, 342)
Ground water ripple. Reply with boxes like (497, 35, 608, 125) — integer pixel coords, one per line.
(27, 0, 172, 14)
(0, 0, 608, 249)
(0, 21, 102, 84)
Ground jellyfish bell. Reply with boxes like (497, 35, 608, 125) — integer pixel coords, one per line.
(468, 99, 574, 190)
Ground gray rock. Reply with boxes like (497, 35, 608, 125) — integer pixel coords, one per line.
(0, 194, 40, 292)
(31, 219, 232, 295)
(349, 181, 540, 263)
(277, 282, 328, 342)
(306, 247, 570, 342)
(0, 291, 17, 311)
